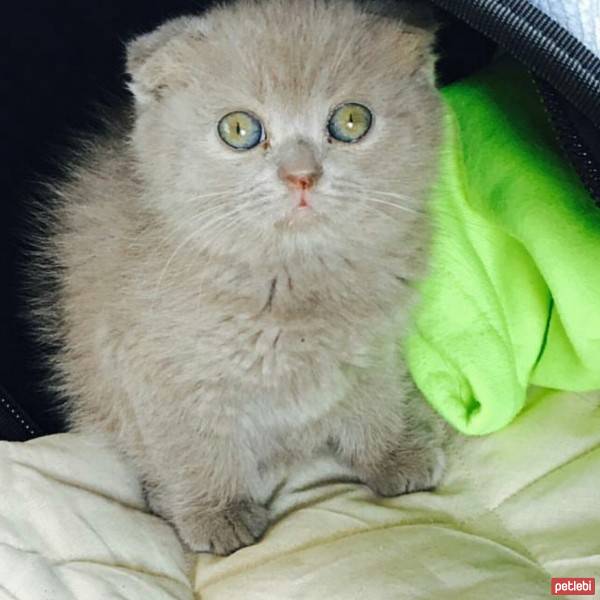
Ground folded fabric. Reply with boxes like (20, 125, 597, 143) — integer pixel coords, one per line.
(406, 58, 600, 435)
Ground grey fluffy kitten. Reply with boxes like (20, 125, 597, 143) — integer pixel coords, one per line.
(33, 0, 446, 555)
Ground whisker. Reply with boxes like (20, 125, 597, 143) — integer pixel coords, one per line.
(361, 196, 423, 215)
(152, 229, 203, 300)
(190, 206, 265, 278)
(336, 182, 417, 203)
(328, 186, 424, 216)
(150, 201, 258, 303)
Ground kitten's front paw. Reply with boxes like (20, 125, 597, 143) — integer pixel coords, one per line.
(362, 446, 446, 497)
(176, 500, 269, 556)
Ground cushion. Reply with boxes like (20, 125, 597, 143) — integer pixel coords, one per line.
(1, 388, 598, 598)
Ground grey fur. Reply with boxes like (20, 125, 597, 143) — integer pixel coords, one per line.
(30, 0, 446, 555)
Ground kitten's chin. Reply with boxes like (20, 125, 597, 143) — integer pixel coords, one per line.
(274, 206, 324, 232)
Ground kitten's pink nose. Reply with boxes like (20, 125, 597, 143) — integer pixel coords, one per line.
(277, 139, 322, 191)
(279, 171, 320, 190)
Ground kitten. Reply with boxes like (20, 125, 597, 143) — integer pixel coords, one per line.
(32, 0, 446, 555)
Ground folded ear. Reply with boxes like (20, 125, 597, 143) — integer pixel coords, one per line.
(367, 0, 440, 82)
(126, 16, 203, 105)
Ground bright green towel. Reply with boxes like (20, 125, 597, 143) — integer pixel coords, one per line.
(406, 59, 600, 435)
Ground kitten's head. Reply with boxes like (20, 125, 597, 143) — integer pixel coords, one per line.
(127, 0, 442, 261)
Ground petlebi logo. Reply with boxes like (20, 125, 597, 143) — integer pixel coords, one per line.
(551, 577, 596, 596)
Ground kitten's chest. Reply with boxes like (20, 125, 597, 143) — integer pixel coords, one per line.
(195, 308, 372, 387)
(202, 310, 374, 429)
(132, 254, 406, 394)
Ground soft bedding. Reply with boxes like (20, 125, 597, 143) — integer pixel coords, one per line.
(0, 434, 192, 600)
(1, 387, 598, 599)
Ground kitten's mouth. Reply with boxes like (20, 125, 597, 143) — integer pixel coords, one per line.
(291, 191, 316, 218)
(298, 191, 310, 209)
(288, 190, 315, 218)
(275, 193, 322, 231)
(287, 186, 312, 210)
(290, 203, 315, 221)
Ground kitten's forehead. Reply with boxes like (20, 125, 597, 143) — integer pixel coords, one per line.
(187, 0, 428, 108)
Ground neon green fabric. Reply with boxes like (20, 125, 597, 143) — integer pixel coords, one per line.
(406, 59, 600, 435)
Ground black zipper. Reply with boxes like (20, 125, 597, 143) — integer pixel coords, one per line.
(429, 0, 600, 127)
(0, 384, 43, 441)
(430, 0, 600, 205)
(535, 78, 600, 204)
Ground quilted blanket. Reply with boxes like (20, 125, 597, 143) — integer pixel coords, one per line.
(1, 387, 598, 599)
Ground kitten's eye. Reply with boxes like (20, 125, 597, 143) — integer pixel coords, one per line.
(218, 111, 265, 150)
(327, 103, 372, 143)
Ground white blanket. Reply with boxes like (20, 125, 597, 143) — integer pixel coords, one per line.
(1, 388, 599, 599)
(0, 435, 192, 600)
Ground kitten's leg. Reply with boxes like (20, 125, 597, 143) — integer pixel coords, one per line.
(144, 436, 269, 555)
(326, 370, 447, 497)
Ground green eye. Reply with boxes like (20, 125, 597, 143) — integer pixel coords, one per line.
(218, 111, 265, 150)
(327, 102, 372, 143)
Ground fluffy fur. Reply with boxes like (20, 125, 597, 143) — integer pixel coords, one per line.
(32, 0, 446, 555)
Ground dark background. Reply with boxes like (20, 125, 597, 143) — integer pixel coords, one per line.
(1, 0, 215, 434)
(0, 1, 494, 435)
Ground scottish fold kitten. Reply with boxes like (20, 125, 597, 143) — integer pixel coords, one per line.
(33, 0, 446, 555)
